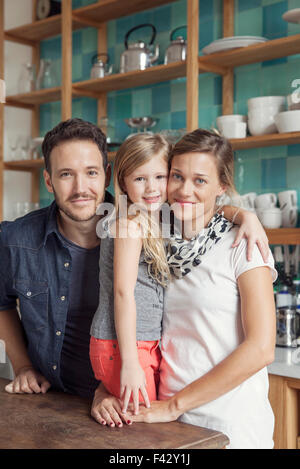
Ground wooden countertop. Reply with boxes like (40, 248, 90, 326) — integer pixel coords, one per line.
(0, 378, 229, 449)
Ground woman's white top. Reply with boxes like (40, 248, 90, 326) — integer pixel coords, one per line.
(159, 226, 277, 449)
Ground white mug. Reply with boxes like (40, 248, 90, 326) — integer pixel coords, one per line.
(255, 193, 277, 209)
(278, 190, 297, 209)
(241, 192, 257, 210)
(258, 208, 282, 229)
(220, 122, 247, 139)
(282, 207, 298, 228)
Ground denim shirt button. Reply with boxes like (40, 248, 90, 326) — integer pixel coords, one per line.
(26, 291, 32, 297)
(56, 330, 61, 336)
(64, 262, 69, 268)
(52, 365, 57, 370)
(60, 295, 66, 301)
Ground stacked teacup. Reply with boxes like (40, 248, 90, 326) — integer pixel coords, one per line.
(216, 115, 247, 139)
(255, 193, 282, 229)
(278, 190, 298, 228)
(247, 96, 286, 136)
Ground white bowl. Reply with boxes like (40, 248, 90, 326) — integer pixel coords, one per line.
(216, 114, 247, 127)
(248, 96, 286, 110)
(257, 208, 282, 229)
(287, 93, 300, 111)
(248, 105, 286, 117)
(274, 110, 300, 133)
(248, 114, 278, 135)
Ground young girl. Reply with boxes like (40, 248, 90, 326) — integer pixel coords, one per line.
(89, 132, 270, 423)
(90, 133, 171, 418)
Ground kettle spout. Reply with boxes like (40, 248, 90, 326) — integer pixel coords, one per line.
(106, 64, 113, 75)
(150, 44, 160, 65)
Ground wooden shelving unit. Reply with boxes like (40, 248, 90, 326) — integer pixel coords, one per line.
(3, 152, 116, 171)
(73, 62, 187, 96)
(4, 0, 176, 44)
(0, 0, 299, 244)
(265, 228, 300, 245)
(199, 33, 300, 69)
(230, 131, 300, 150)
(5, 87, 62, 107)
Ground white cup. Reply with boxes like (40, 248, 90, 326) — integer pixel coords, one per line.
(219, 122, 247, 139)
(281, 207, 298, 228)
(255, 193, 277, 210)
(278, 190, 297, 209)
(241, 192, 257, 210)
(257, 208, 282, 229)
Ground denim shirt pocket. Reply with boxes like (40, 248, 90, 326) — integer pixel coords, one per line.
(14, 279, 49, 331)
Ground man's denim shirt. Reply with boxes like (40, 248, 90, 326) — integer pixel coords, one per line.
(0, 201, 91, 391)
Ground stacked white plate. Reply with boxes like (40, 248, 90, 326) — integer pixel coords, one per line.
(202, 36, 268, 55)
(282, 9, 300, 24)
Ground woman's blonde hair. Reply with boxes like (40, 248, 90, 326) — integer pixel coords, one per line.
(113, 133, 172, 287)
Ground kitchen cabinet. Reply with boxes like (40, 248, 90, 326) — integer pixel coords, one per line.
(268, 347, 300, 449)
(0, 0, 300, 247)
(269, 374, 300, 449)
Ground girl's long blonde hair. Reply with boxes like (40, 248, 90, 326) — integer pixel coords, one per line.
(113, 133, 171, 287)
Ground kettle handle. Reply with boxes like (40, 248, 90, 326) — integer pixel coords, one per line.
(170, 25, 187, 41)
(124, 23, 157, 50)
(92, 53, 109, 64)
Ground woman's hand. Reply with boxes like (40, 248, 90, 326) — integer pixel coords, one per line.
(129, 399, 179, 424)
(5, 365, 51, 394)
(120, 361, 150, 415)
(232, 210, 269, 262)
(91, 383, 132, 428)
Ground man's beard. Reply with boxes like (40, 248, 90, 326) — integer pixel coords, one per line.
(53, 187, 103, 223)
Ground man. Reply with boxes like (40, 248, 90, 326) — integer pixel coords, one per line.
(0, 118, 112, 401)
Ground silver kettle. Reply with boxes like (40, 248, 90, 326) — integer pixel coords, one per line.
(164, 26, 187, 65)
(276, 306, 300, 348)
(120, 24, 159, 74)
(91, 53, 113, 79)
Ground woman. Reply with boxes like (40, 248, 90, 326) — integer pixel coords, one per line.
(92, 129, 276, 449)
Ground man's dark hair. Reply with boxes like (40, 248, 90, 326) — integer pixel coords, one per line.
(42, 118, 108, 173)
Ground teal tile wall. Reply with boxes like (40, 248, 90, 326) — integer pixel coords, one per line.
(39, 0, 300, 227)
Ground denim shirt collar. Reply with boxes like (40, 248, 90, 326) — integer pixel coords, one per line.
(42, 191, 115, 247)
(42, 201, 59, 247)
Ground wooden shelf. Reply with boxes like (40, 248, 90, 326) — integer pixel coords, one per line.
(4, 159, 44, 172)
(4, 152, 116, 172)
(265, 228, 300, 245)
(73, 62, 187, 96)
(4, 0, 176, 44)
(74, 0, 176, 25)
(199, 34, 300, 69)
(6, 87, 61, 107)
(230, 131, 300, 150)
(4, 15, 86, 44)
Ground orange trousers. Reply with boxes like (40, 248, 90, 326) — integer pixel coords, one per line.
(89, 337, 161, 401)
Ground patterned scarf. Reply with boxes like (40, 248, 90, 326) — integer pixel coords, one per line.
(167, 212, 233, 279)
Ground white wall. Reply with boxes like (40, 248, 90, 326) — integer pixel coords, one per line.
(1, 0, 33, 379)
(3, 0, 34, 221)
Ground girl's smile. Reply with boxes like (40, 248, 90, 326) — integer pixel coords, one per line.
(123, 154, 168, 212)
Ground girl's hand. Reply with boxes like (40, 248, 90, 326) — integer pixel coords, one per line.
(232, 210, 269, 262)
(120, 362, 150, 415)
(91, 383, 132, 428)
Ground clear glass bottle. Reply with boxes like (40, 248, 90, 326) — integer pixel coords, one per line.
(18, 63, 36, 93)
(36, 59, 58, 89)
